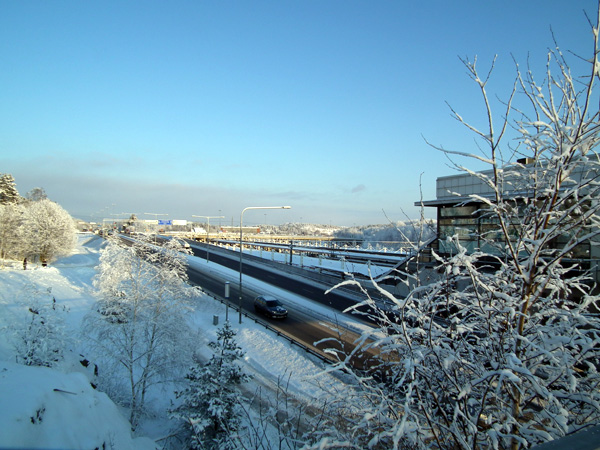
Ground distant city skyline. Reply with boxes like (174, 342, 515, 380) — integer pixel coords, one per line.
(1, 1, 596, 226)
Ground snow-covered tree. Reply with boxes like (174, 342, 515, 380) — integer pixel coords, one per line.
(9, 285, 69, 368)
(0, 181, 76, 265)
(84, 235, 198, 429)
(0, 190, 76, 265)
(0, 203, 24, 264)
(22, 198, 76, 264)
(26, 187, 47, 202)
(0, 173, 20, 205)
(334, 220, 436, 251)
(171, 321, 250, 450)
(312, 6, 600, 450)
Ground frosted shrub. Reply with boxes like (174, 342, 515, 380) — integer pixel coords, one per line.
(11, 285, 69, 368)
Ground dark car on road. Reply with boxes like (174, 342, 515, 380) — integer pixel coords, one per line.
(254, 295, 288, 319)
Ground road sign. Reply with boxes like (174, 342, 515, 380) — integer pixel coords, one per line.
(158, 219, 172, 226)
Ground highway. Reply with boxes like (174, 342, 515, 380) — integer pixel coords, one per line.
(185, 241, 383, 370)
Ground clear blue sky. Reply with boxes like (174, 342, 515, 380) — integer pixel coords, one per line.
(0, 1, 596, 226)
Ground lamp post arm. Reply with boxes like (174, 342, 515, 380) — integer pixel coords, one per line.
(238, 206, 290, 324)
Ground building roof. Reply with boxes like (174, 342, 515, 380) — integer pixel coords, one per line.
(416, 158, 600, 208)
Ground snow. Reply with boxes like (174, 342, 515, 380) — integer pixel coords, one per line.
(0, 233, 360, 449)
(0, 361, 155, 450)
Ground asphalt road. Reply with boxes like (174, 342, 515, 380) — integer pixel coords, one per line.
(186, 244, 381, 370)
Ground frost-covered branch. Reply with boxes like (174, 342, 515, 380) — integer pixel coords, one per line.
(313, 4, 600, 449)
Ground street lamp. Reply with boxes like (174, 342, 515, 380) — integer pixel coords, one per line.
(239, 206, 291, 324)
(224, 281, 230, 321)
(192, 215, 225, 262)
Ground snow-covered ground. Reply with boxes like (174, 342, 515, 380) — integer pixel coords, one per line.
(0, 233, 367, 449)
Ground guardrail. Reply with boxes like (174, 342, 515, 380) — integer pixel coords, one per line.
(192, 281, 337, 366)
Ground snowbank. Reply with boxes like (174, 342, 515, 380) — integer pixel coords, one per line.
(0, 361, 156, 450)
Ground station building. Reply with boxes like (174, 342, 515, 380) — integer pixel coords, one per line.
(417, 159, 600, 283)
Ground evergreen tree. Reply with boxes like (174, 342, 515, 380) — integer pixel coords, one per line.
(0, 173, 20, 205)
(172, 321, 250, 450)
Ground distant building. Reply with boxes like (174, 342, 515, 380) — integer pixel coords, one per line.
(418, 159, 600, 283)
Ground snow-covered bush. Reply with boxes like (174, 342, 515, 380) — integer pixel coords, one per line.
(313, 6, 600, 450)
(9, 285, 69, 368)
(83, 235, 198, 429)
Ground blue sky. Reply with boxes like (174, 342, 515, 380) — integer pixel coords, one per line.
(0, 1, 596, 226)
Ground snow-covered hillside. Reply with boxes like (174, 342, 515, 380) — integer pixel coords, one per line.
(0, 233, 349, 449)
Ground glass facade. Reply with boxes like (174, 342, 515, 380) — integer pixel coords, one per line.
(422, 163, 600, 282)
(436, 200, 593, 262)
(438, 205, 480, 255)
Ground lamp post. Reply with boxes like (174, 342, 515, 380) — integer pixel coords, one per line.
(144, 212, 168, 243)
(238, 206, 291, 323)
(192, 215, 225, 262)
(224, 281, 230, 321)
